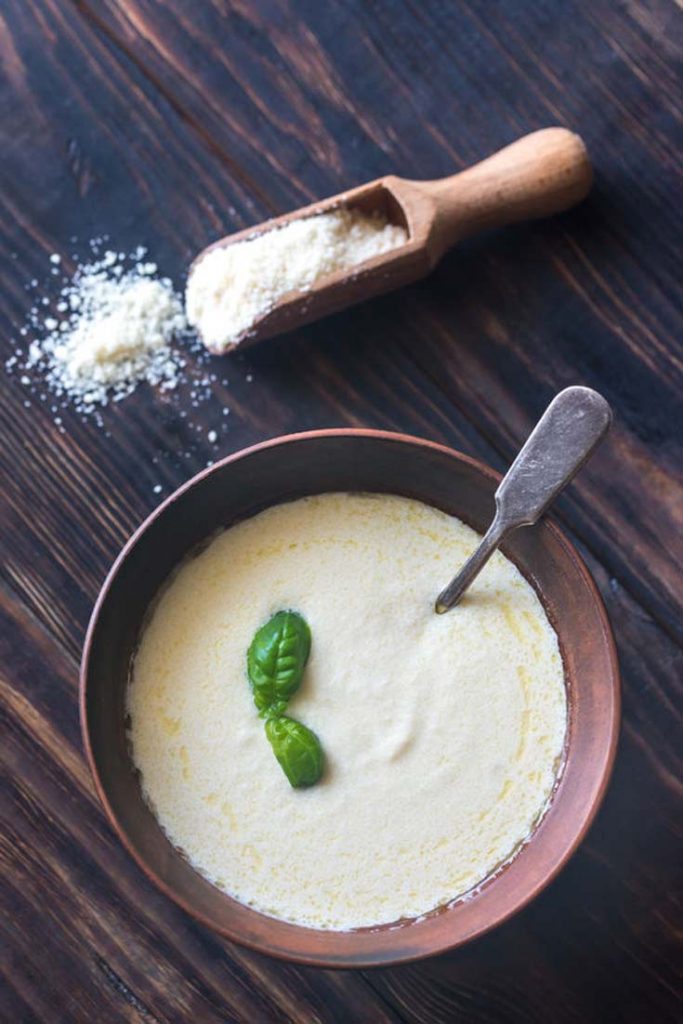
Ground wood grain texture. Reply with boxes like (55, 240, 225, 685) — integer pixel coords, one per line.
(1, 0, 681, 1021)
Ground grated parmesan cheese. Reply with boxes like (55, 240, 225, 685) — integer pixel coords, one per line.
(186, 207, 408, 352)
(18, 248, 187, 413)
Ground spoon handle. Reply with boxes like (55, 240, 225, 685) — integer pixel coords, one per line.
(435, 386, 611, 613)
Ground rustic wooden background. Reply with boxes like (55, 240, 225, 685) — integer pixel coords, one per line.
(2, 1, 681, 1021)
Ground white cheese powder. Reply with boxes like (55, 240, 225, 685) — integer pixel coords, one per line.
(186, 207, 408, 352)
(19, 249, 187, 412)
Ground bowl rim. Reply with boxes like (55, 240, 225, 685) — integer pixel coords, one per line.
(80, 427, 620, 968)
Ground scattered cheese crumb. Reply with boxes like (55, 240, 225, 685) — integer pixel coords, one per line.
(17, 248, 187, 412)
(186, 207, 407, 352)
(207, 430, 218, 443)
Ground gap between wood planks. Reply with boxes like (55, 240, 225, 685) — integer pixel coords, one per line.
(69, 0, 285, 219)
(94, 956, 161, 1023)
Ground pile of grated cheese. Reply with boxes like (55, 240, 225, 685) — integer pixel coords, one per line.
(22, 248, 187, 412)
(186, 207, 408, 353)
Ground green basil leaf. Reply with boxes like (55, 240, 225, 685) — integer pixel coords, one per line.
(247, 610, 311, 716)
(265, 715, 324, 788)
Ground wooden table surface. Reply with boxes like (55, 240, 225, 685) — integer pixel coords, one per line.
(2, 2, 681, 1021)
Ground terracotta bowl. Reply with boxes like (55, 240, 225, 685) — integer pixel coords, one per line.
(80, 429, 619, 968)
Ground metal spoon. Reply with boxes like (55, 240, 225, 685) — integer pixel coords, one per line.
(435, 386, 612, 613)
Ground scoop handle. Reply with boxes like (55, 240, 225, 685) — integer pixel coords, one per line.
(423, 128, 592, 254)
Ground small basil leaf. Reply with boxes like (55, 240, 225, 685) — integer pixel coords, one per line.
(247, 610, 311, 715)
(265, 715, 324, 788)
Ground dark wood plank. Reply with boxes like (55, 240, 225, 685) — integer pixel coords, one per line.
(1, 0, 681, 1021)
(69, 0, 683, 641)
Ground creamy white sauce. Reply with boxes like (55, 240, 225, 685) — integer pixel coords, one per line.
(128, 494, 567, 930)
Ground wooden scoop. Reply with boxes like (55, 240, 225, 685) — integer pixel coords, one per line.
(193, 128, 591, 350)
